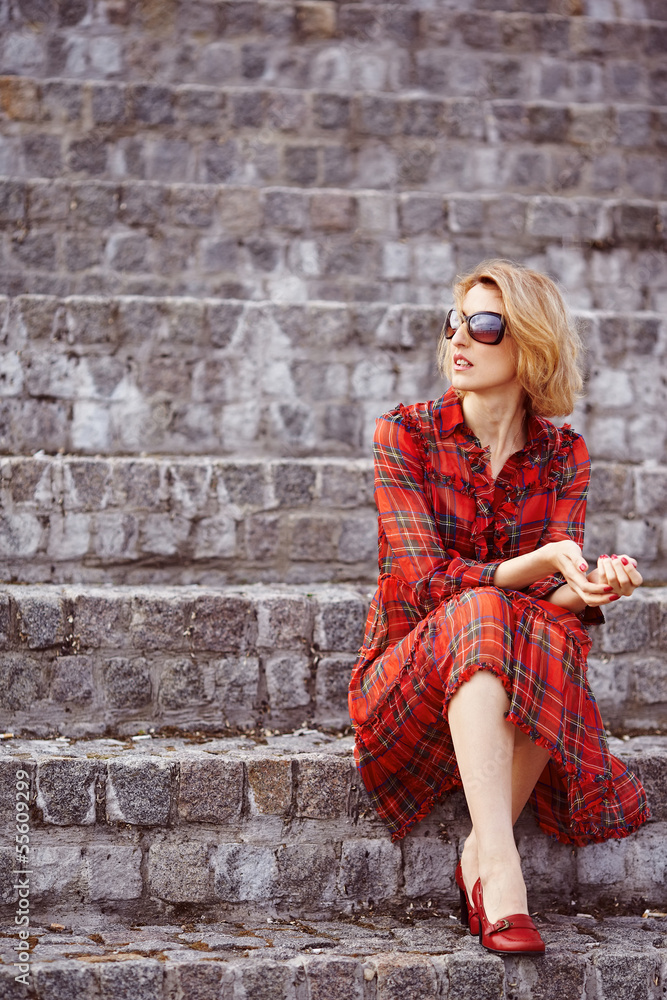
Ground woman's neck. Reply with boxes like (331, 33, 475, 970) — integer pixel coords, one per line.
(461, 390, 528, 478)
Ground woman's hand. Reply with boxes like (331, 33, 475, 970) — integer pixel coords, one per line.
(548, 540, 642, 607)
(589, 553, 643, 600)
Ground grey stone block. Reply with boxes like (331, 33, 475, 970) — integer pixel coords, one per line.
(601, 600, 651, 654)
(73, 592, 132, 648)
(132, 85, 174, 126)
(402, 837, 457, 899)
(446, 952, 505, 1000)
(51, 656, 93, 704)
(313, 94, 350, 130)
(296, 755, 350, 819)
(10, 229, 57, 269)
(90, 83, 127, 125)
(118, 183, 168, 226)
(593, 952, 658, 1000)
(32, 964, 99, 1000)
(148, 841, 214, 904)
(399, 194, 444, 236)
(338, 513, 377, 564)
(338, 839, 402, 903)
(36, 758, 98, 825)
(288, 515, 339, 562)
(178, 757, 244, 823)
(214, 655, 260, 723)
(236, 960, 298, 1000)
(213, 843, 277, 902)
(0, 654, 47, 710)
(106, 759, 174, 825)
(314, 655, 355, 722)
(285, 145, 319, 185)
(14, 592, 64, 649)
(232, 91, 265, 128)
(86, 845, 143, 901)
(174, 962, 226, 1000)
(306, 957, 364, 1000)
(612, 204, 662, 243)
(128, 594, 188, 650)
(275, 842, 337, 904)
(97, 959, 163, 1000)
(23, 133, 62, 178)
(107, 232, 150, 273)
(257, 594, 312, 648)
(176, 86, 225, 127)
(189, 593, 256, 652)
(314, 593, 366, 651)
(0, 180, 26, 222)
(67, 133, 108, 175)
(158, 658, 209, 710)
(262, 190, 308, 231)
(374, 955, 438, 1000)
(264, 653, 310, 711)
(247, 756, 293, 816)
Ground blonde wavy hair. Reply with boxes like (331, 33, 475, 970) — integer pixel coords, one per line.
(437, 259, 584, 417)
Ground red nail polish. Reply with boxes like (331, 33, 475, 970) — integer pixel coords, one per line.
(611, 554, 618, 559)
(579, 563, 587, 572)
(603, 586, 614, 592)
(621, 557, 628, 565)
(609, 595, 621, 601)
(600, 554, 609, 559)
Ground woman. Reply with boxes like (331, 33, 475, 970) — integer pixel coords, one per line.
(348, 259, 648, 956)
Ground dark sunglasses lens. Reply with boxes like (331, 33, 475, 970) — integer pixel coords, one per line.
(445, 309, 459, 337)
(469, 314, 503, 343)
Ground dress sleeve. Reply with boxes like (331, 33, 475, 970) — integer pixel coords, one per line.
(373, 411, 502, 615)
(524, 430, 604, 625)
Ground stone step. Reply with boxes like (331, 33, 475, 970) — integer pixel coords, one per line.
(1, 3, 665, 101)
(1, 76, 666, 196)
(1, 180, 665, 303)
(0, 295, 664, 462)
(1, 913, 666, 1000)
(0, 583, 665, 736)
(0, 732, 664, 925)
(0, 583, 368, 736)
(1, 454, 667, 587)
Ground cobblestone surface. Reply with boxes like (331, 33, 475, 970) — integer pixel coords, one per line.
(1, 296, 666, 462)
(0, 585, 665, 733)
(1, 182, 665, 305)
(1, 76, 665, 198)
(1, 454, 667, 586)
(0, 912, 665, 999)
(0, 732, 664, 924)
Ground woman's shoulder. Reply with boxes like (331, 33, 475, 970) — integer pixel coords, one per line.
(376, 388, 460, 439)
(530, 414, 589, 461)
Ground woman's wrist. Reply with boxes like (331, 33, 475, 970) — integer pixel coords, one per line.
(545, 583, 586, 612)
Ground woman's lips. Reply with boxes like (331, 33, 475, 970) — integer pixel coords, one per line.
(453, 354, 473, 369)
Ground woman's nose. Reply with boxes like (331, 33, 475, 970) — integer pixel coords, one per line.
(450, 321, 469, 346)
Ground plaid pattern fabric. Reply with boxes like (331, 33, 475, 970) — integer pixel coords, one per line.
(348, 389, 649, 844)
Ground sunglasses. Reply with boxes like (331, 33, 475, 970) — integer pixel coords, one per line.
(443, 308, 506, 345)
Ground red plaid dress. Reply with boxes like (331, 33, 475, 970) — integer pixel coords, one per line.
(348, 388, 649, 845)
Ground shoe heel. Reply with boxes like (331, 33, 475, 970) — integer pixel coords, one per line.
(458, 886, 469, 928)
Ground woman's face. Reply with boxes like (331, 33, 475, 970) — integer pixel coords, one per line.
(448, 283, 520, 397)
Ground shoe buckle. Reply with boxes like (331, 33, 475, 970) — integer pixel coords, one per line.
(491, 918, 513, 933)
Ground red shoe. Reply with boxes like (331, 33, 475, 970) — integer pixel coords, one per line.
(472, 879, 545, 956)
(454, 862, 479, 936)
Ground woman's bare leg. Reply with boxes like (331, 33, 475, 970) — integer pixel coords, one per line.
(448, 669, 550, 924)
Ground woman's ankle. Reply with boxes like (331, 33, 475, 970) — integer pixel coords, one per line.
(460, 832, 479, 893)
(477, 851, 528, 921)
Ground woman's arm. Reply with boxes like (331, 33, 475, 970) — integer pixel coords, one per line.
(491, 428, 642, 608)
